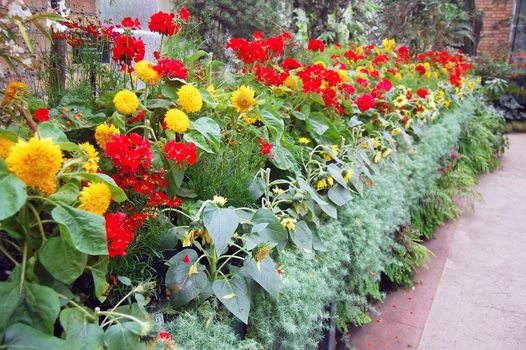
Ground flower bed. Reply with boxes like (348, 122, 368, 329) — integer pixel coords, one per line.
(0, 7, 506, 350)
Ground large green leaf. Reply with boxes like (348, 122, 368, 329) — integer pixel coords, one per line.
(89, 257, 110, 303)
(243, 208, 288, 250)
(191, 117, 221, 152)
(0, 281, 21, 339)
(306, 112, 329, 138)
(242, 256, 283, 298)
(165, 249, 208, 308)
(290, 221, 313, 254)
(202, 204, 239, 256)
(258, 108, 284, 143)
(37, 122, 78, 152)
(77, 172, 127, 202)
(13, 283, 61, 334)
(0, 159, 27, 220)
(327, 185, 353, 207)
(4, 323, 67, 349)
(272, 145, 298, 172)
(103, 323, 143, 350)
(39, 237, 87, 285)
(49, 183, 79, 205)
(183, 131, 214, 154)
(66, 324, 104, 350)
(51, 204, 108, 256)
(213, 276, 250, 324)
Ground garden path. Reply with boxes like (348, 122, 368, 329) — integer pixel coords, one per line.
(346, 134, 526, 350)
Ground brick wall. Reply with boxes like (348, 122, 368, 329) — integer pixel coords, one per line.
(475, 0, 515, 57)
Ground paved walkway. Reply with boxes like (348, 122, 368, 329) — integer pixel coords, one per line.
(347, 134, 526, 350)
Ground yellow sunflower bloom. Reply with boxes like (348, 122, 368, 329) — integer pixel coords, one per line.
(298, 137, 311, 145)
(1, 82, 28, 105)
(231, 85, 256, 113)
(164, 109, 190, 134)
(6, 135, 63, 195)
(242, 114, 260, 124)
(135, 60, 160, 85)
(283, 75, 297, 90)
(80, 142, 99, 173)
(343, 170, 353, 183)
(177, 85, 203, 113)
(0, 138, 15, 158)
(113, 90, 139, 115)
(280, 217, 297, 232)
(78, 182, 112, 215)
(95, 123, 120, 149)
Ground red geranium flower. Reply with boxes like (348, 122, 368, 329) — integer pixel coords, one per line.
(153, 58, 188, 80)
(112, 33, 145, 69)
(105, 212, 134, 257)
(307, 39, 325, 52)
(355, 93, 376, 112)
(34, 108, 50, 122)
(105, 133, 153, 174)
(148, 11, 178, 36)
(416, 88, 429, 98)
(164, 140, 197, 165)
(179, 7, 190, 21)
(415, 64, 426, 75)
(257, 137, 272, 155)
(281, 57, 301, 70)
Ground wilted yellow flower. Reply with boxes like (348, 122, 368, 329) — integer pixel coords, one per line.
(272, 86, 285, 96)
(326, 176, 334, 187)
(343, 170, 353, 183)
(272, 187, 285, 196)
(213, 195, 227, 207)
(298, 137, 311, 145)
(374, 152, 382, 163)
(361, 140, 368, 150)
(1, 82, 27, 105)
(322, 145, 339, 160)
(254, 244, 270, 262)
(113, 89, 139, 115)
(280, 217, 297, 232)
(317, 178, 328, 190)
(242, 114, 260, 124)
(382, 38, 396, 52)
(135, 60, 160, 84)
(0, 138, 15, 158)
(80, 142, 99, 173)
(382, 148, 392, 158)
(283, 75, 297, 90)
(165, 109, 190, 134)
(178, 84, 203, 113)
(231, 85, 256, 113)
(6, 135, 63, 195)
(206, 85, 217, 101)
(95, 123, 120, 149)
(78, 182, 112, 215)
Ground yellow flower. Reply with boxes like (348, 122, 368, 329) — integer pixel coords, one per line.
(1, 82, 27, 105)
(231, 85, 256, 113)
(0, 138, 15, 158)
(373, 138, 381, 149)
(280, 217, 297, 232)
(164, 109, 190, 134)
(393, 94, 408, 108)
(95, 123, 120, 149)
(80, 142, 99, 173)
(113, 90, 139, 115)
(78, 182, 112, 215)
(326, 176, 334, 187)
(361, 140, 368, 150)
(338, 69, 348, 83)
(242, 114, 260, 124)
(177, 84, 203, 113)
(382, 38, 396, 52)
(374, 152, 382, 163)
(314, 60, 326, 68)
(298, 137, 311, 145)
(206, 85, 217, 101)
(391, 128, 401, 136)
(343, 170, 353, 183)
(272, 86, 285, 96)
(254, 244, 270, 262)
(213, 195, 227, 207)
(283, 75, 297, 90)
(322, 145, 339, 160)
(382, 148, 392, 158)
(6, 135, 63, 195)
(135, 60, 160, 85)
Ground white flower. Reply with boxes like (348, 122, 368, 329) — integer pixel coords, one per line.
(213, 195, 227, 207)
(8, 2, 32, 20)
(22, 57, 31, 66)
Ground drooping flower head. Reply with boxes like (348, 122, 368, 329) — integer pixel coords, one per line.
(113, 89, 139, 115)
(1, 82, 27, 105)
(164, 108, 190, 134)
(177, 85, 202, 113)
(231, 85, 256, 113)
(6, 135, 63, 195)
(79, 182, 112, 215)
(95, 123, 120, 149)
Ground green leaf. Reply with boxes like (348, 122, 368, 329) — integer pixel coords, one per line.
(66, 323, 104, 350)
(37, 122, 78, 151)
(104, 323, 142, 350)
(307, 112, 329, 137)
(0, 281, 21, 339)
(242, 256, 283, 298)
(327, 185, 353, 207)
(165, 249, 207, 308)
(191, 117, 221, 152)
(243, 208, 288, 250)
(291, 221, 313, 254)
(49, 183, 79, 205)
(202, 204, 239, 256)
(258, 108, 284, 143)
(13, 283, 61, 334)
(16, 19, 33, 53)
(4, 323, 67, 349)
(183, 132, 213, 154)
(0, 159, 27, 220)
(297, 178, 337, 219)
(145, 99, 173, 110)
(272, 145, 298, 172)
(59, 308, 94, 332)
(213, 276, 250, 324)
(89, 257, 110, 303)
(327, 164, 347, 187)
(51, 204, 108, 255)
(77, 173, 127, 202)
(0, 129, 18, 141)
(39, 237, 87, 285)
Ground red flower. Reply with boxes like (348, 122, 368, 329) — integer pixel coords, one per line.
(105, 133, 153, 174)
(112, 33, 145, 69)
(257, 137, 272, 155)
(164, 140, 197, 165)
(153, 58, 188, 80)
(158, 331, 172, 340)
(416, 88, 429, 98)
(280, 57, 301, 70)
(148, 11, 178, 36)
(34, 108, 50, 122)
(415, 64, 426, 75)
(105, 212, 134, 257)
(308, 39, 325, 52)
(121, 17, 140, 30)
(375, 78, 393, 92)
(355, 93, 376, 112)
(179, 7, 190, 21)
(183, 255, 190, 264)
(129, 110, 145, 123)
